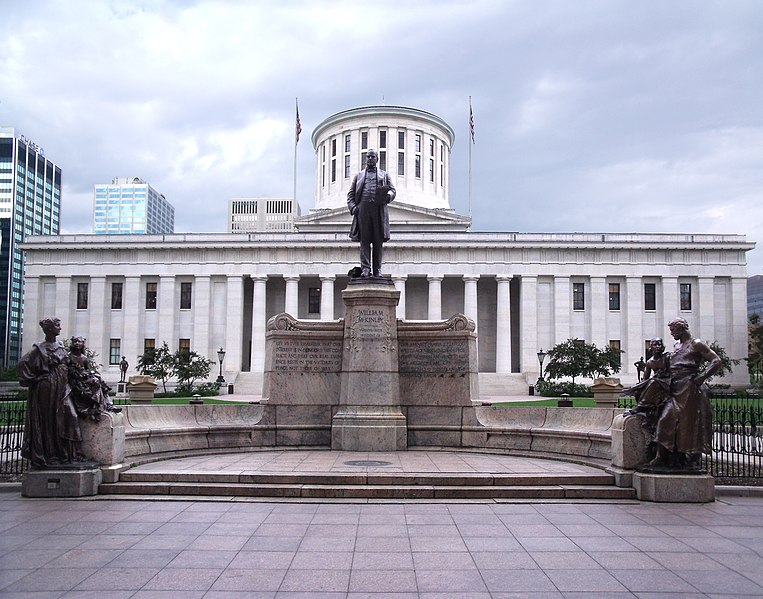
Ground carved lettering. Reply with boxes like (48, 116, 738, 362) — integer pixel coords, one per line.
(273, 339, 342, 372)
(399, 339, 470, 373)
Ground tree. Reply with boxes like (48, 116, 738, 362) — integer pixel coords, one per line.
(543, 338, 622, 385)
(705, 341, 741, 381)
(749, 314, 763, 385)
(136, 342, 174, 393)
(173, 349, 213, 393)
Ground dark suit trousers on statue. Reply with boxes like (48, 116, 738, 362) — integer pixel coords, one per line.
(358, 200, 384, 275)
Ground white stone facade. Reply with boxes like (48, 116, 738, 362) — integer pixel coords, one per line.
(20, 231, 753, 388)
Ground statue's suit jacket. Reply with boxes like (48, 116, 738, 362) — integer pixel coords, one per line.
(347, 169, 396, 242)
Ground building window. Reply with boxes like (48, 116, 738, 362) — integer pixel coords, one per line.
(361, 131, 368, 149)
(644, 283, 656, 311)
(109, 339, 121, 365)
(608, 283, 620, 311)
(178, 338, 191, 359)
(609, 339, 622, 366)
(111, 282, 123, 310)
(398, 130, 405, 149)
(573, 283, 585, 311)
(415, 134, 421, 153)
(145, 282, 157, 309)
(429, 158, 435, 182)
(379, 151, 386, 170)
(144, 338, 156, 354)
(308, 287, 321, 314)
(379, 129, 386, 148)
(180, 282, 192, 309)
(76, 283, 89, 310)
(344, 155, 351, 178)
(397, 152, 405, 175)
(680, 283, 692, 310)
(344, 134, 351, 153)
(414, 155, 421, 178)
(361, 151, 367, 169)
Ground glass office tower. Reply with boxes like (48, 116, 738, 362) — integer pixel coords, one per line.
(0, 127, 61, 366)
(93, 177, 174, 235)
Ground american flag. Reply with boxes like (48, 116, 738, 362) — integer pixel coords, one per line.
(469, 98, 475, 144)
(295, 100, 302, 144)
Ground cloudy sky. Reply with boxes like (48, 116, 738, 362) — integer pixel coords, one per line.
(2, 0, 762, 273)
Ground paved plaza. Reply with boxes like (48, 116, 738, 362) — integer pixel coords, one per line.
(2, 478, 763, 598)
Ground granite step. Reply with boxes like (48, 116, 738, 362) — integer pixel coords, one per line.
(99, 470, 636, 500)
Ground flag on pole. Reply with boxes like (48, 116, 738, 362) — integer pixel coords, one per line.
(469, 97, 475, 144)
(295, 99, 302, 144)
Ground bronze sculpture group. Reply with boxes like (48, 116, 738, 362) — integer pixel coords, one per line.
(625, 317, 720, 470)
(18, 318, 120, 469)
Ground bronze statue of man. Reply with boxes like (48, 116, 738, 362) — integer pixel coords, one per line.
(347, 149, 396, 278)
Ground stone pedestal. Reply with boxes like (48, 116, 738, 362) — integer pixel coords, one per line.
(80, 412, 125, 466)
(332, 281, 407, 451)
(127, 375, 157, 404)
(592, 377, 623, 407)
(22, 466, 102, 498)
(633, 471, 715, 502)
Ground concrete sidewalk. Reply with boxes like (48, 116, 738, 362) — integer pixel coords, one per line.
(2, 488, 763, 597)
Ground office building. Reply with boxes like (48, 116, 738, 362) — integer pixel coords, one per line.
(0, 127, 61, 366)
(93, 177, 174, 234)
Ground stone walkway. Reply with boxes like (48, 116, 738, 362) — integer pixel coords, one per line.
(2, 484, 763, 597)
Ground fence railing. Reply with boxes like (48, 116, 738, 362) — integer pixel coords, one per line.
(0, 393, 28, 477)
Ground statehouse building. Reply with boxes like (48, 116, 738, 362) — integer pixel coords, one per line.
(20, 106, 755, 392)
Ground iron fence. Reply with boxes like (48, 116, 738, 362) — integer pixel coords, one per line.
(0, 393, 28, 477)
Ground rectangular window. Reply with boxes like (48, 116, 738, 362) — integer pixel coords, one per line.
(178, 338, 191, 360)
(180, 282, 192, 310)
(414, 155, 421, 178)
(680, 283, 692, 310)
(361, 151, 367, 169)
(331, 138, 336, 157)
(145, 282, 157, 310)
(331, 159, 336, 183)
(308, 287, 321, 314)
(573, 283, 585, 310)
(361, 131, 368, 149)
(109, 339, 121, 365)
(415, 134, 421, 152)
(344, 155, 351, 178)
(76, 282, 88, 310)
(111, 282, 123, 310)
(398, 131, 405, 149)
(144, 338, 156, 354)
(344, 134, 350, 153)
(644, 283, 656, 311)
(608, 283, 620, 311)
(429, 158, 434, 182)
(609, 340, 622, 367)
(379, 130, 386, 148)
(397, 152, 405, 175)
(429, 139, 435, 155)
(379, 151, 386, 171)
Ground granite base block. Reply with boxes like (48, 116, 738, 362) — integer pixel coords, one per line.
(332, 408, 407, 451)
(633, 471, 715, 502)
(22, 467, 102, 497)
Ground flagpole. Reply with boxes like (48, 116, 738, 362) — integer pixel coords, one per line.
(293, 98, 300, 229)
(468, 96, 473, 229)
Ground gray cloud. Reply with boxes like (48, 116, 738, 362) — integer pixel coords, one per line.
(1, 0, 761, 271)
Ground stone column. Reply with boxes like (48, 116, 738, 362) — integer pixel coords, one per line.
(21, 275, 40, 354)
(463, 276, 479, 338)
(729, 277, 749, 386)
(553, 275, 570, 344)
(427, 275, 443, 320)
(157, 275, 175, 348)
(225, 275, 244, 375)
(194, 275, 211, 360)
(496, 275, 512, 373)
(590, 276, 607, 348)
(285, 276, 299, 318)
(122, 276, 141, 365)
(320, 275, 335, 321)
(250, 275, 268, 373)
(662, 276, 679, 324)
(625, 276, 643, 375)
(333, 280, 406, 451)
(88, 276, 107, 361)
(697, 276, 715, 342)
(55, 275, 72, 339)
(392, 275, 407, 319)
(519, 275, 537, 375)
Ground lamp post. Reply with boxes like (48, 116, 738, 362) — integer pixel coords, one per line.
(216, 347, 226, 384)
(536, 348, 547, 387)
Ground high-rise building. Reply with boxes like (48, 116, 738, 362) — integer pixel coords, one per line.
(749, 275, 763, 318)
(93, 177, 174, 235)
(0, 127, 61, 366)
